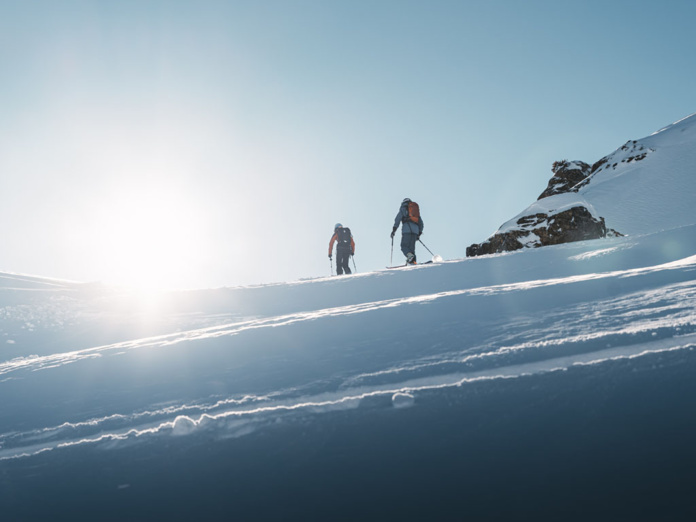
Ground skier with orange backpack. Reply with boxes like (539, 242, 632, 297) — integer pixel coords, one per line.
(391, 198, 424, 264)
(328, 223, 355, 275)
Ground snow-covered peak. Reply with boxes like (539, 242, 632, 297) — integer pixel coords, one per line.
(506, 112, 695, 239)
(467, 112, 695, 257)
(579, 112, 696, 235)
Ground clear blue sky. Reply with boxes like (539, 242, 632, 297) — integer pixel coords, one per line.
(1, 0, 694, 289)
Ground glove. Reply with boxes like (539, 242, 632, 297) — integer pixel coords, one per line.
(328, 254, 332, 260)
(390, 227, 397, 239)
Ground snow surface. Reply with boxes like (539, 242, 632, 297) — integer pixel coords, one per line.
(2, 115, 696, 520)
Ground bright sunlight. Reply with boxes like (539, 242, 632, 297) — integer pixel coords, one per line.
(88, 184, 210, 290)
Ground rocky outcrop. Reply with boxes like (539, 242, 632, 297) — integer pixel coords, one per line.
(466, 151, 632, 258)
(538, 160, 591, 199)
(465, 133, 654, 258)
(466, 113, 689, 258)
(466, 206, 614, 257)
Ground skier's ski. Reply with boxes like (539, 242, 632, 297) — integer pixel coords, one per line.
(386, 261, 433, 269)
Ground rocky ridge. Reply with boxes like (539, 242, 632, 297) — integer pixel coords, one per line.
(465, 139, 654, 257)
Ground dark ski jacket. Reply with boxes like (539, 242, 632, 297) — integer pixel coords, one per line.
(393, 202, 424, 236)
(328, 227, 355, 255)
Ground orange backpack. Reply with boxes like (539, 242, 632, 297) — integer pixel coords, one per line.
(407, 201, 420, 223)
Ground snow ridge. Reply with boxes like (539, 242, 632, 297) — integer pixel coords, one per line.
(1, 225, 696, 461)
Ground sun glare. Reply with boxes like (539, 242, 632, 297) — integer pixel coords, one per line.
(93, 185, 209, 290)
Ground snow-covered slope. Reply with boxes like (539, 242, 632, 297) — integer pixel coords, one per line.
(583, 113, 696, 235)
(2, 222, 696, 519)
(498, 112, 696, 240)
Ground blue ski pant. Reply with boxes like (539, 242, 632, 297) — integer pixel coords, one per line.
(400, 233, 418, 262)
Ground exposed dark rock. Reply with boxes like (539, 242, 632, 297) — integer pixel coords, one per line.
(466, 206, 621, 257)
(538, 160, 592, 200)
(516, 213, 549, 227)
(467, 142, 646, 258)
(466, 233, 525, 257)
(538, 207, 606, 245)
(590, 157, 609, 174)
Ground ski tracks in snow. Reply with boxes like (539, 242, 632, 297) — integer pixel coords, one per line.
(1, 254, 696, 460)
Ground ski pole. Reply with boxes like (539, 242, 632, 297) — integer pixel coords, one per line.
(329, 257, 333, 276)
(390, 236, 394, 266)
(351, 255, 357, 273)
(418, 238, 435, 257)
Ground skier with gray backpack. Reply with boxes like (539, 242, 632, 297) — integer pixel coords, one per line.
(328, 223, 355, 275)
(391, 198, 424, 265)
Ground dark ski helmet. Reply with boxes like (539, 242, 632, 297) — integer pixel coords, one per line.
(402, 198, 411, 204)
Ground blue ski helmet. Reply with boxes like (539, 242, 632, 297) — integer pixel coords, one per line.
(334, 223, 342, 230)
